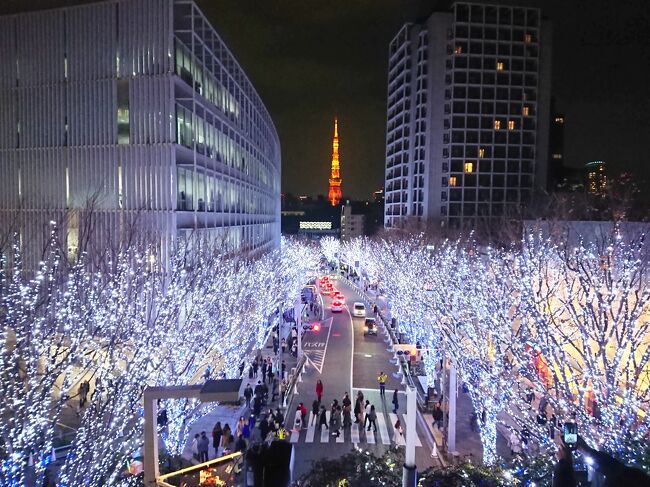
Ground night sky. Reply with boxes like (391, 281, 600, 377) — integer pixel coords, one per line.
(2, 0, 649, 200)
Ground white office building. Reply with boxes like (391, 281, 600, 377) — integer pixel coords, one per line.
(0, 0, 281, 267)
(384, 2, 551, 228)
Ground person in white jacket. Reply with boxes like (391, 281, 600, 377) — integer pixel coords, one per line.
(190, 433, 200, 461)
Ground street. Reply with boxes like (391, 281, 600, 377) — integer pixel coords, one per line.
(288, 276, 439, 478)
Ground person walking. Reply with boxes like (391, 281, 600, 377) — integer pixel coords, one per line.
(318, 405, 329, 430)
(366, 405, 377, 433)
(363, 400, 371, 428)
(236, 416, 245, 438)
(281, 338, 287, 354)
(244, 384, 253, 408)
(191, 433, 200, 461)
(212, 421, 222, 457)
(280, 379, 288, 406)
(293, 405, 303, 432)
(354, 398, 362, 424)
(316, 379, 324, 403)
(331, 406, 342, 438)
(221, 424, 232, 453)
(261, 360, 268, 383)
(432, 404, 443, 430)
(343, 402, 352, 429)
(197, 431, 210, 463)
(311, 399, 320, 426)
(252, 360, 259, 378)
(299, 402, 308, 429)
(394, 418, 403, 439)
(378, 371, 388, 397)
(392, 389, 399, 414)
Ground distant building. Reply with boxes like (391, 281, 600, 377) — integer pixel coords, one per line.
(384, 3, 552, 229)
(0, 0, 281, 267)
(281, 193, 340, 238)
(586, 160, 607, 196)
(328, 118, 342, 206)
(341, 202, 365, 241)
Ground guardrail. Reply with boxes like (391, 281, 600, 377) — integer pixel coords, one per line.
(284, 354, 307, 410)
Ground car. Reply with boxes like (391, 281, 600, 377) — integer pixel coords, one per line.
(333, 291, 344, 301)
(321, 287, 332, 296)
(352, 302, 366, 317)
(364, 317, 377, 336)
(331, 300, 344, 313)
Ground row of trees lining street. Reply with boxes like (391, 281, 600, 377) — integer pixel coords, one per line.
(0, 226, 317, 486)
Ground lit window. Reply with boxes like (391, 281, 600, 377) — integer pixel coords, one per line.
(552, 154, 563, 160)
(496, 61, 504, 71)
(464, 162, 474, 173)
(554, 117, 564, 124)
(493, 120, 501, 130)
(449, 176, 457, 187)
(525, 33, 532, 43)
(522, 106, 529, 116)
(508, 120, 515, 130)
(454, 46, 463, 54)
(479, 148, 485, 158)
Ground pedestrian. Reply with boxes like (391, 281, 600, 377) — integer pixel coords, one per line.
(510, 430, 522, 456)
(299, 402, 308, 428)
(366, 405, 377, 433)
(549, 413, 557, 440)
(239, 361, 245, 378)
(280, 379, 288, 406)
(262, 360, 268, 382)
(394, 418, 403, 438)
(259, 417, 270, 441)
(198, 431, 210, 463)
(212, 421, 222, 457)
(248, 364, 254, 379)
(392, 389, 399, 414)
(293, 405, 303, 432)
(248, 414, 256, 432)
(342, 392, 351, 408)
(318, 405, 328, 430)
(311, 399, 320, 426)
(343, 402, 352, 428)
(521, 425, 530, 449)
(432, 404, 444, 430)
(291, 341, 298, 357)
(363, 400, 371, 428)
(273, 338, 279, 355)
(244, 384, 253, 408)
(222, 424, 233, 453)
(354, 398, 362, 424)
(236, 416, 246, 438)
(235, 434, 247, 453)
(191, 433, 199, 461)
(253, 395, 262, 417)
(252, 360, 259, 378)
(281, 361, 287, 380)
(275, 408, 285, 428)
(316, 379, 324, 403)
(356, 390, 364, 406)
(271, 376, 279, 403)
(378, 371, 388, 396)
(331, 406, 342, 438)
(281, 338, 287, 354)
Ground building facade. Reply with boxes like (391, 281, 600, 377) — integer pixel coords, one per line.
(384, 2, 551, 228)
(340, 202, 365, 241)
(0, 0, 281, 266)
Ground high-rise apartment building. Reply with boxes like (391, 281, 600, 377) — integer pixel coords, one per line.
(0, 0, 281, 267)
(384, 3, 551, 228)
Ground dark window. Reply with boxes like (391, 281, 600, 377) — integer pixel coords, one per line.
(117, 79, 130, 144)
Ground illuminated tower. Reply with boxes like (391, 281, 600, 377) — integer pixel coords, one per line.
(328, 118, 343, 206)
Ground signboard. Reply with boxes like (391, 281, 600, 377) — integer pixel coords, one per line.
(299, 221, 332, 230)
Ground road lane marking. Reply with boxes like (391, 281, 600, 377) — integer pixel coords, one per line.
(290, 411, 301, 443)
(389, 413, 405, 446)
(306, 414, 316, 443)
(351, 422, 360, 444)
(366, 425, 376, 444)
(336, 426, 345, 443)
(376, 412, 391, 445)
(320, 411, 330, 443)
(402, 413, 423, 447)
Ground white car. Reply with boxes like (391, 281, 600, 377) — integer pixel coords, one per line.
(352, 302, 366, 317)
(331, 300, 344, 313)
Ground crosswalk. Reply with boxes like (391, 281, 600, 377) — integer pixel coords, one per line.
(289, 410, 425, 446)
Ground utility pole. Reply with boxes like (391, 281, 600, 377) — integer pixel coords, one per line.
(403, 386, 417, 487)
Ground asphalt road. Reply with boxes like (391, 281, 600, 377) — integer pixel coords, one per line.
(289, 276, 438, 480)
